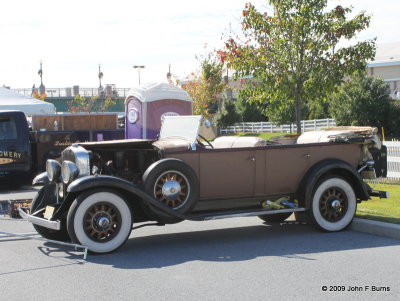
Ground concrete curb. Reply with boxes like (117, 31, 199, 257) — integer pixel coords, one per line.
(350, 218, 400, 240)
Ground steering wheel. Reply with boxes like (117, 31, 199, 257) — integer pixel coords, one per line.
(197, 134, 214, 148)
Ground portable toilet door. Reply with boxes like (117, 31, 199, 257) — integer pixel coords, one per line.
(125, 96, 143, 139)
(125, 83, 192, 139)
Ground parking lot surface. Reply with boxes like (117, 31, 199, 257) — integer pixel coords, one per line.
(0, 186, 41, 201)
(0, 214, 399, 301)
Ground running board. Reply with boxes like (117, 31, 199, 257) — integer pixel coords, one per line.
(196, 208, 306, 221)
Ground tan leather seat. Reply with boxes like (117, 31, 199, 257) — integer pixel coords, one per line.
(212, 136, 267, 148)
(153, 137, 192, 153)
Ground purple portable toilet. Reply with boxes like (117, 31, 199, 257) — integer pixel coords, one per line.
(125, 82, 193, 139)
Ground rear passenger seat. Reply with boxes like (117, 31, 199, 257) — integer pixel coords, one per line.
(212, 136, 267, 148)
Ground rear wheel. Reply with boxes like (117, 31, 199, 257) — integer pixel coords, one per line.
(308, 177, 356, 232)
(31, 186, 70, 241)
(67, 190, 132, 254)
(258, 212, 292, 223)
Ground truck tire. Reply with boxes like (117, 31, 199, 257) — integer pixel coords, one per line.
(31, 186, 70, 241)
(142, 159, 199, 224)
(67, 190, 132, 254)
(258, 212, 293, 223)
(308, 177, 356, 232)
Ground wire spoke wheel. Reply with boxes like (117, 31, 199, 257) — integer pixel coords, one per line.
(310, 177, 356, 232)
(143, 158, 199, 223)
(83, 202, 121, 243)
(319, 187, 348, 222)
(67, 190, 133, 253)
(154, 170, 190, 209)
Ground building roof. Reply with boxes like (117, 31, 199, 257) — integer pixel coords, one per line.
(368, 42, 400, 67)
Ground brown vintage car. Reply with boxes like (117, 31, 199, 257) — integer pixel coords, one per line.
(20, 116, 388, 253)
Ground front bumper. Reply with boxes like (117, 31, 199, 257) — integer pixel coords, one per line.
(18, 207, 61, 230)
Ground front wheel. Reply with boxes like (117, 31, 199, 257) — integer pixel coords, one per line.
(67, 190, 132, 254)
(309, 177, 356, 232)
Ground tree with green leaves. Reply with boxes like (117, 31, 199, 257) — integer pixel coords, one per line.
(218, 0, 375, 133)
(329, 73, 399, 136)
(182, 54, 226, 118)
(214, 97, 240, 128)
(68, 94, 116, 114)
(235, 93, 268, 122)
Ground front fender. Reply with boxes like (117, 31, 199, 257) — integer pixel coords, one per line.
(297, 159, 369, 209)
(67, 175, 143, 194)
(52, 175, 202, 221)
(32, 172, 50, 185)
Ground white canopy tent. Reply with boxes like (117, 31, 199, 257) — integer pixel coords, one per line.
(0, 86, 55, 115)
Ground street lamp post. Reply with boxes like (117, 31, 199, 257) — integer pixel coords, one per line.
(98, 64, 103, 89)
(38, 60, 45, 94)
(133, 65, 145, 85)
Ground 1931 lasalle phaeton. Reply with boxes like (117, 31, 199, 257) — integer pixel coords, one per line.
(20, 116, 388, 253)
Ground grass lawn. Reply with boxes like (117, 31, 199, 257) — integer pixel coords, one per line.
(356, 183, 400, 224)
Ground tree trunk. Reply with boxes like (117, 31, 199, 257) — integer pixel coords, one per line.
(295, 81, 303, 134)
(295, 96, 302, 134)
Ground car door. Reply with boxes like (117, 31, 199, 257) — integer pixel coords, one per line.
(265, 145, 311, 195)
(199, 148, 256, 199)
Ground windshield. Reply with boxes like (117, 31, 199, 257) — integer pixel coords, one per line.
(159, 115, 202, 143)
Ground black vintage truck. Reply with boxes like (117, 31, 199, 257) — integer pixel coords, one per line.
(0, 110, 123, 188)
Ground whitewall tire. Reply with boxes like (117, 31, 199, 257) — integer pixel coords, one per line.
(67, 191, 132, 253)
(310, 177, 356, 232)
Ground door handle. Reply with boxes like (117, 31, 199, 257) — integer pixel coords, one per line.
(248, 157, 255, 162)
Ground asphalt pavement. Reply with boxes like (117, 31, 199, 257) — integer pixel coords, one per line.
(0, 186, 399, 300)
(0, 214, 399, 300)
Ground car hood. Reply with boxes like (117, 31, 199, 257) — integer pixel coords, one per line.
(78, 139, 156, 150)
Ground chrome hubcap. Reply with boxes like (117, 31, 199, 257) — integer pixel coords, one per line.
(97, 216, 111, 230)
(331, 200, 341, 211)
(154, 171, 190, 209)
(162, 180, 181, 200)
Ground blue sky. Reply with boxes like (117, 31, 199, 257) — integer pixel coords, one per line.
(0, 0, 399, 89)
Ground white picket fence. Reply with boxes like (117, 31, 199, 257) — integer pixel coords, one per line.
(220, 118, 336, 134)
(383, 141, 400, 181)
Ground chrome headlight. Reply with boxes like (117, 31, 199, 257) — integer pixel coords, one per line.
(46, 160, 62, 183)
(62, 145, 90, 177)
(61, 161, 80, 184)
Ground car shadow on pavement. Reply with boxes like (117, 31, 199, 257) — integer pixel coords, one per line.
(83, 223, 400, 269)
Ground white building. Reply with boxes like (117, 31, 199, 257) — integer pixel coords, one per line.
(367, 42, 400, 99)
